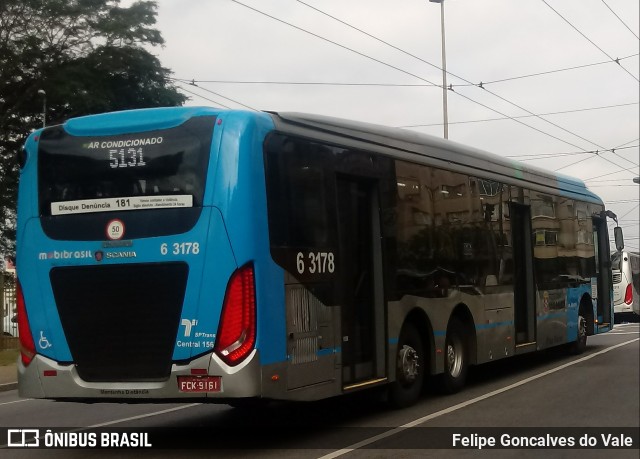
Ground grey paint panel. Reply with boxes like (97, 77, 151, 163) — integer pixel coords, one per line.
(267, 112, 603, 205)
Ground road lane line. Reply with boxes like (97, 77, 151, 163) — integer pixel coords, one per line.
(77, 403, 202, 429)
(319, 337, 639, 459)
(0, 398, 31, 407)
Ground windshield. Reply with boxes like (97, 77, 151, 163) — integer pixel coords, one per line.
(38, 116, 215, 217)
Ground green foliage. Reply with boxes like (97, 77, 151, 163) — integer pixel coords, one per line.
(0, 0, 186, 256)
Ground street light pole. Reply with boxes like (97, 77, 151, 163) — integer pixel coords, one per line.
(429, 0, 448, 139)
(37, 89, 46, 128)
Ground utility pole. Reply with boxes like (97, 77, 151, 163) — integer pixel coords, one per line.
(429, 0, 449, 139)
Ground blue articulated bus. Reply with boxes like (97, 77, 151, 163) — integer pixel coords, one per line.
(17, 107, 616, 406)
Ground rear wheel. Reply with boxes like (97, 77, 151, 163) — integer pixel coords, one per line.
(388, 323, 425, 408)
(438, 318, 468, 394)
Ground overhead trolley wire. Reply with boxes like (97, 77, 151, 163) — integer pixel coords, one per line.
(228, 0, 442, 88)
(172, 78, 439, 87)
(225, 0, 634, 176)
(606, 199, 640, 204)
(398, 102, 639, 128)
(554, 150, 639, 173)
(541, 0, 639, 83)
(587, 177, 640, 183)
(585, 138, 640, 181)
(186, 79, 258, 111)
(172, 53, 638, 89)
(174, 83, 233, 109)
(288, 0, 636, 170)
(510, 144, 639, 162)
(617, 204, 640, 221)
(586, 166, 640, 182)
(616, 137, 640, 148)
(600, 0, 640, 41)
(450, 54, 639, 87)
(174, 80, 257, 111)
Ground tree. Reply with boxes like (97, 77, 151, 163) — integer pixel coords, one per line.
(0, 0, 186, 256)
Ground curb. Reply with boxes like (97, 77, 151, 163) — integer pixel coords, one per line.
(0, 382, 17, 392)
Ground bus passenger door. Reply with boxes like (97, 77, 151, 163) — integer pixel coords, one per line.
(336, 176, 386, 389)
(592, 216, 612, 329)
(511, 203, 536, 347)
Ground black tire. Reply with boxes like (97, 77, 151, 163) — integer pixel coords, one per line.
(568, 313, 587, 355)
(438, 318, 468, 394)
(388, 323, 425, 408)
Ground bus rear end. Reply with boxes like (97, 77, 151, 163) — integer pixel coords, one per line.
(612, 251, 640, 316)
(16, 107, 278, 401)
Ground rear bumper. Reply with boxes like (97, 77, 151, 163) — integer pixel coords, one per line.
(614, 303, 635, 314)
(18, 350, 261, 401)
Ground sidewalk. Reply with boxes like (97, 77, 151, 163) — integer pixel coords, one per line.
(0, 362, 18, 391)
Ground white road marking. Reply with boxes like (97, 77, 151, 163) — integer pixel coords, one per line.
(0, 398, 31, 407)
(81, 403, 202, 429)
(318, 337, 640, 459)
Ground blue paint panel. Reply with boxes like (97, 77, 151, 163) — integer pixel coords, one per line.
(64, 106, 220, 137)
(17, 107, 287, 369)
(476, 321, 514, 331)
(538, 311, 566, 321)
(554, 173, 603, 204)
(171, 208, 236, 360)
(317, 348, 338, 357)
(208, 112, 286, 365)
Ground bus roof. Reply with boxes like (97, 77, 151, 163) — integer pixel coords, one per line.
(29, 106, 603, 206)
(268, 111, 604, 205)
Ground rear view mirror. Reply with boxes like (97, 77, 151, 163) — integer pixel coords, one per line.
(614, 226, 624, 252)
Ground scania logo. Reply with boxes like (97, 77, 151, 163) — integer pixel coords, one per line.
(94, 251, 104, 262)
(106, 251, 137, 259)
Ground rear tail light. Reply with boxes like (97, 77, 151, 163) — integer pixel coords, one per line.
(624, 283, 633, 305)
(214, 264, 256, 366)
(16, 279, 36, 366)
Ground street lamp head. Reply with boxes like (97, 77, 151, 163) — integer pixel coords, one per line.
(634, 177, 640, 184)
(37, 89, 46, 96)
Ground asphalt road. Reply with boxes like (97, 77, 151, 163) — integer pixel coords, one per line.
(0, 323, 638, 458)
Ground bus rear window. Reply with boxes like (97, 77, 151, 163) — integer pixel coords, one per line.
(38, 116, 216, 216)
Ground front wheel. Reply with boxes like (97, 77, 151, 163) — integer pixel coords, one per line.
(438, 318, 468, 394)
(568, 313, 587, 355)
(388, 323, 425, 408)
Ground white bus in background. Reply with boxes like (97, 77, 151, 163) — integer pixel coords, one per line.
(612, 251, 640, 317)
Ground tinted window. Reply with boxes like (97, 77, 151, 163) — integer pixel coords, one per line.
(38, 116, 216, 216)
(532, 196, 600, 288)
(394, 161, 511, 297)
(264, 135, 332, 248)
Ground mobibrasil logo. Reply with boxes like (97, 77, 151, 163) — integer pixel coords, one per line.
(38, 250, 92, 261)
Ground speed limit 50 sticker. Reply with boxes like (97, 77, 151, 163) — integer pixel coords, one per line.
(106, 219, 125, 240)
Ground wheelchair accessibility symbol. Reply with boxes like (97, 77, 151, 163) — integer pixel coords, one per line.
(38, 331, 52, 350)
